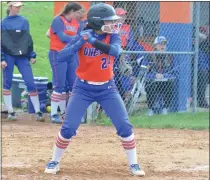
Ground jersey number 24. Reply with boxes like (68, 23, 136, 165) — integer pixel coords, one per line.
(101, 57, 111, 69)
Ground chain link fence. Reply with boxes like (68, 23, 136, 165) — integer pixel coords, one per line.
(1, 1, 208, 121)
(193, 2, 210, 111)
(86, 2, 209, 122)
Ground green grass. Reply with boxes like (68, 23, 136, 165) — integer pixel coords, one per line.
(96, 112, 209, 130)
(1, 2, 54, 80)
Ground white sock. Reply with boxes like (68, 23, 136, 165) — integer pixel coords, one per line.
(52, 131, 71, 162)
(121, 133, 138, 166)
(3, 89, 14, 113)
(59, 92, 66, 114)
(51, 91, 61, 116)
(29, 91, 40, 113)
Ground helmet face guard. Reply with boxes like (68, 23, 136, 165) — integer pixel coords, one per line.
(100, 14, 122, 34)
(101, 23, 122, 34)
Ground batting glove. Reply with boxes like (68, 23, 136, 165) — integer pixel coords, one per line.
(79, 29, 96, 44)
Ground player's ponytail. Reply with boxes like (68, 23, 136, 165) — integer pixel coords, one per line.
(59, 2, 82, 16)
(6, 1, 12, 16)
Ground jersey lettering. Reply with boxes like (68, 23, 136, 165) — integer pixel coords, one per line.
(65, 25, 77, 32)
(84, 47, 103, 57)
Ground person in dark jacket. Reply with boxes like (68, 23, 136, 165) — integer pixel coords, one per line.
(145, 36, 176, 116)
(1, 1, 44, 121)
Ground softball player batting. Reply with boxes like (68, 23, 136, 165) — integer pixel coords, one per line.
(1, 1, 44, 121)
(44, 3, 145, 176)
(48, 2, 85, 123)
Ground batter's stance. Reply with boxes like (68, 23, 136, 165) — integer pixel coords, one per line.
(44, 3, 145, 177)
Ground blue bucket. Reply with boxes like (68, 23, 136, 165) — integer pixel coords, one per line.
(28, 77, 48, 113)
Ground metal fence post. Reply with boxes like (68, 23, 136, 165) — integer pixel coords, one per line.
(192, 2, 200, 113)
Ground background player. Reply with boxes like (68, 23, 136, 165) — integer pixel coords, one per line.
(114, 8, 133, 101)
(47, 2, 85, 123)
(44, 3, 145, 177)
(1, 1, 44, 121)
(145, 36, 176, 116)
(114, 7, 145, 107)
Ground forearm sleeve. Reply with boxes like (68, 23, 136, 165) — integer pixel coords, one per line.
(92, 40, 111, 54)
(92, 40, 121, 57)
(57, 32, 79, 43)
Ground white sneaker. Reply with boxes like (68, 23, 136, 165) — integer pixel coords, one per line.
(8, 112, 17, 121)
(44, 161, 60, 174)
(162, 108, 168, 115)
(36, 112, 44, 122)
(129, 164, 145, 176)
(50, 114, 62, 124)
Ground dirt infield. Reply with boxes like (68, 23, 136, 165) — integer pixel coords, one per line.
(2, 113, 209, 180)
